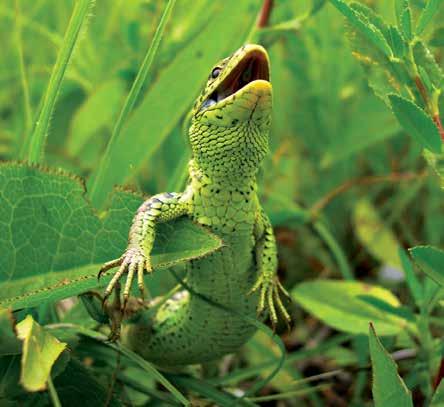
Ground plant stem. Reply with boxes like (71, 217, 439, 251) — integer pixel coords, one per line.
(313, 220, 354, 280)
(23, 0, 93, 164)
(89, 0, 177, 208)
(47, 376, 61, 407)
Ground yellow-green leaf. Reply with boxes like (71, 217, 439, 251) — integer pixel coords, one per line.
(16, 315, 66, 392)
(353, 199, 401, 269)
(292, 280, 406, 335)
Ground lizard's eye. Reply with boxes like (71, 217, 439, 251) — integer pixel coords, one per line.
(211, 67, 221, 79)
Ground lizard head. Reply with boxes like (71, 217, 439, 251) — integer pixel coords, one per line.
(189, 44, 272, 180)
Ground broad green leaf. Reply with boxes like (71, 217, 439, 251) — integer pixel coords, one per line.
(16, 315, 66, 391)
(369, 324, 413, 407)
(330, 0, 393, 57)
(87, 0, 261, 207)
(0, 163, 222, 310)
(409, 245, 444, 287)
(0, 309, 20, 356)
(431, 380, 444, 406)
(398, 249, 424, 307)
(292, 280, 406, 335)
(416, 0, 443, 35)
(388, 94, 442, 153)
(353, 199, 401, 269)
(67, 79, 125, 156)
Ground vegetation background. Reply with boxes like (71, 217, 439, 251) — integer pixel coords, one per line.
(0, 0, 444, 405)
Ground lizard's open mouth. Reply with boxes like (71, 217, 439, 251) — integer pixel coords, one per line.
(203, 48, 270, 110)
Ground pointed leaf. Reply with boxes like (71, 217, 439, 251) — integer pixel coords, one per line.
(409, 246, 444, 287)
(388, 94, 442, 153)
(16, 315, 66, 391)
(327, 0, 392, 57)
(369, 324, 413, 407)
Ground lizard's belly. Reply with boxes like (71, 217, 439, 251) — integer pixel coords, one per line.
(124, 233, 259, 366)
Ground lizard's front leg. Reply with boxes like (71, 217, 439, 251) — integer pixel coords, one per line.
(250, 209, 291, 326)
(99, 192, 189, 307)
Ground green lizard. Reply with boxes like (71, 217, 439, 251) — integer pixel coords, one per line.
(99, 44, 290, 366)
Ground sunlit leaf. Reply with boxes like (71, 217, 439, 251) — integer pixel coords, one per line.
(292, 280, 406, 335)
(369, 324, 413, 407)
(16, 315, 66, 392)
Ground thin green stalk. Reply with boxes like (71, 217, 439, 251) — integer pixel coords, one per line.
(47, 376, 61, 407)
(89, 0, 177, 208)
(313, 220, 354, 280)
(14, 0, 32, 135)
(23, 0, 93, 164)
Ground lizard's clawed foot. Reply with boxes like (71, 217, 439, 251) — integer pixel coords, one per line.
(98, 247, 152, 310)
(249, 274, 291, 329)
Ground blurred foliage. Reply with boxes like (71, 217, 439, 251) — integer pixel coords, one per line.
(0, 0, 444, 405)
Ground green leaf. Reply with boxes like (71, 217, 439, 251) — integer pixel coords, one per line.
(353, 199, 401, 269)
(330, 0, 393, 57)
(430, 26, 444, 47)
(409, 245, 444, 287)
(416, 0, 443, 35)
(67, 79, 125, 156)
(401, 6, 413, 41)
(413, 41, 444, 89)
(88, 0, 261, 207)
(0, 163, 223, 310)
(431, 379, 444, 406)
(292, 280, 406, 335)
(16, 315, 66, 392)
(398, 249, 424, 307)
(0, 309, 21, 356)
(388, 26, 407, 58)
(394, 0, 408, 28)
(388, 94, 442, 153)
(369, 324, 413, 407)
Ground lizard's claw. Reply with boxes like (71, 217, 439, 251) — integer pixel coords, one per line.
(99, 247, 152, 310)
(249, 274, 291, 329)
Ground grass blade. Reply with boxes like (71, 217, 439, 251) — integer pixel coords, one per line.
(22, 0, 94, 164)
(88, 0, 177, 208)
